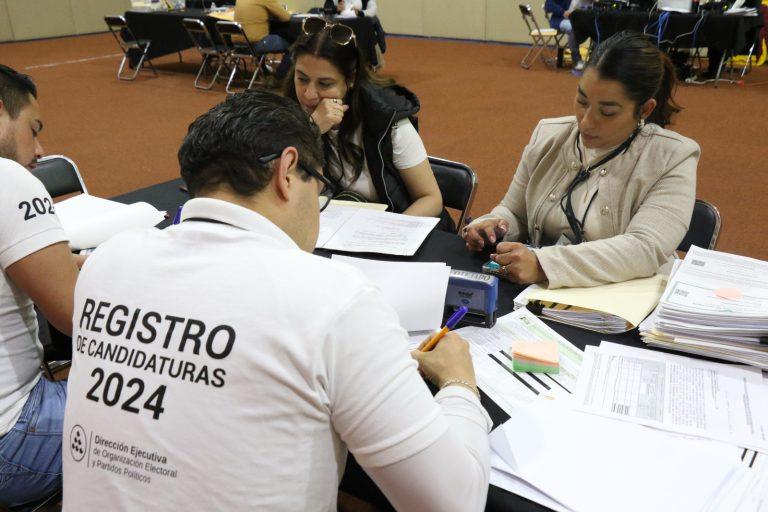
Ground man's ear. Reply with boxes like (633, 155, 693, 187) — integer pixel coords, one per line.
(273, 146, 300, 202)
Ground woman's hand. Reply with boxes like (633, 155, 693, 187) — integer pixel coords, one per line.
(311, 98, 348, 135)
(461, 219, 509, 252)
(411, 332, 477, 390)
(491, 242, 547, 284)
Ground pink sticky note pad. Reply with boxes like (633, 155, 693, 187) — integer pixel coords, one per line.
(512, 341, 559, 366)
(715, 288, 742, 300)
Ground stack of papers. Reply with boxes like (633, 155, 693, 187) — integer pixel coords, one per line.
(331, 256, 450, 333)
(640, 246, 768, 369)
(511, 340, 559, 373)
(490, 400, 746, 512)
(55, 194, 165, 250)
(455, 308, 583, 415)
(317, 204, 439, 256)
(514, 274, 667, 333)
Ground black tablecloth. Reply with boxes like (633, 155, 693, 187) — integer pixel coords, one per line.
(113, 178, 650, 512)
(123, 9, 382, 67)
(571, 8, 764, 51)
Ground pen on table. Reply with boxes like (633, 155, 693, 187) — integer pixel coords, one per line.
(420, 306, 469, 352)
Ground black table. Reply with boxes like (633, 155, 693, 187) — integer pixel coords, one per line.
(114, 178, 649, 512)
(571, 8, 764, 51)
(123, 9, 383, 67)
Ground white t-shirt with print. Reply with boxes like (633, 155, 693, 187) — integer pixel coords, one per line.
(0, 157, 67, 434)
(62, 198, 490, 511)
(328, 118, 427, 202)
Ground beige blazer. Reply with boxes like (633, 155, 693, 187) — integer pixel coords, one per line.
(472, 116, 699, 289)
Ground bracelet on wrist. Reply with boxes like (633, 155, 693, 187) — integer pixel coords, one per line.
(440, 378, 480, 398)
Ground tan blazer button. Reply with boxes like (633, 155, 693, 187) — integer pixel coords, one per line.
(599, 169, 607, 177)
(549, 193, 556, 201)
(601, 206, 610, 215)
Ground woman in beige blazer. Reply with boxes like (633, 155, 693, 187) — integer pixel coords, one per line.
(463, 31, 699, 289)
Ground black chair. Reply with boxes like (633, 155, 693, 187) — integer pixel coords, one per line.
(183, 18, 230, 90)
(429, 156, 478, 233)
(3, 489, 62, 512)
(104, 15, 157, 81)
(677, 199, 722, 252)
(31, 155, 88, 197)
(30, 155, 85, 379)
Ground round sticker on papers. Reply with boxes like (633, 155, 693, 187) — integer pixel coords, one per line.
(715, 288, 743, 300)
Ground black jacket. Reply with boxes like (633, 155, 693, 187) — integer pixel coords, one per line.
(359, 82, 421, 214)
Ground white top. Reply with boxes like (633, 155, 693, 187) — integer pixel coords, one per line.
(329, 118, 427, 202)
(63, 198, 491, 511)
(0, 157, 67, 434)
(335, 0, 377, 16)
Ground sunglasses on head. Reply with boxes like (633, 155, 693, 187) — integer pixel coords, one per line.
(301, 17, 356, 47)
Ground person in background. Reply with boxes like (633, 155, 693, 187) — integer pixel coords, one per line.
(545, 0, 585, 71)
(234, 0, 293, 76)
(284, 18, 446, 224)
(0, 64, 81, 508)
(462, 32, 698, 289)
(62, 90, 491, 511)
(336, 0, 377, 17)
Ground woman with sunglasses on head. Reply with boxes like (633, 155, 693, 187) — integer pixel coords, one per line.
(284, 17, 446, 222)
(462, 31, 699, 289)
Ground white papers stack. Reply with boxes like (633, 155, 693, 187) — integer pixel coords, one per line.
(331, 256, 450, 332)
(455, 308, 583, 415)
(641, 246, 768, 369)
(573, 342, 768, 453)
(514, 274, 667, 333)
(317, 204, 439, 256)
(490, 400, 745, 512)
(55, 194, 165, 250)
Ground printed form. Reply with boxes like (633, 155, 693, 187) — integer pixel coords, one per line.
(574, 342, 768, 452)
(456, 308, 583, 415)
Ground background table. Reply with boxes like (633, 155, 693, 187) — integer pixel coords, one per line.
(570, 8, 764, 51)
(123, 10, 384, 67)
(113, 178, 649, 511)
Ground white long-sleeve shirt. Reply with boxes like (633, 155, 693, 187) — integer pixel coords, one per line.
(336, 0, 377, 17)
(63, 197, 491, 511)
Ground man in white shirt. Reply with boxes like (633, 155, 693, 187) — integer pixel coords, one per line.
(63, 90, 491, 511)
(0, 64, 81, 507)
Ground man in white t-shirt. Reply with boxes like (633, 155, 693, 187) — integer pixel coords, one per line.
(63, 90, 491, 511)
(0, 64, 81, 507)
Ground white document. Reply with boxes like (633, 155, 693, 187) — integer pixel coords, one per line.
(574, 342, 768, 452)
(455, 309, 583, 415)
(55, 194, 165, 250)
(490, 450, 573, 512)
(317, 205, 439, 256)
(332, 255, 450, 332)
(490, 400, 744, 512)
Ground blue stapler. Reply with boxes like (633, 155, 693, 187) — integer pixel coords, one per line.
(445, 269, 499, 328)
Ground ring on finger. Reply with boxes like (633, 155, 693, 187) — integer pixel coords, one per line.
(501, 265, 508, 274)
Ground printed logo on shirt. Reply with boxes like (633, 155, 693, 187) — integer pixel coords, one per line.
(70, 424, 88, 462)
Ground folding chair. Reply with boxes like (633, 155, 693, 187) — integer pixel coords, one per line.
(104, 15, 158, 81)
(215, 21, 266, 93)
(31, 155, 88, 197)
(677, 199, 722, 252)
(519, 4, 563, 69)
(183, 18, 230, 90)
(429, 156, 478, 233)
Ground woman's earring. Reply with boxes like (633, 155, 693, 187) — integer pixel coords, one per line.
(638, 118, 646, 129)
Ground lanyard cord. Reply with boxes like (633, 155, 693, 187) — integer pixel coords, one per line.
(559, 127, 641, 245)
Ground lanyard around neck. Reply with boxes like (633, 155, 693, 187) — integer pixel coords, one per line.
(559, 127, 640, 245)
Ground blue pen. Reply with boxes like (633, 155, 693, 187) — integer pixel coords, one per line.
(172, 205, 183, 225)
(421, 306, 469, 352)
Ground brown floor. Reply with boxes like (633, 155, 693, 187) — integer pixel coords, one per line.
(2, 33, 767, 259)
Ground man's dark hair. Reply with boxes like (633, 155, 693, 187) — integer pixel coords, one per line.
(0, 64, 38, 119)
(178, 90, 325, 197)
